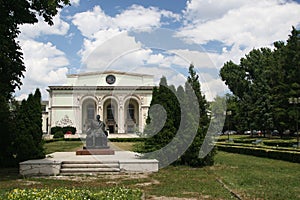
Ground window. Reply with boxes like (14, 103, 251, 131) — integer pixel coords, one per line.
(87, 104, 95, 120)
(107, 104, 115, 120)
(127, 104, 134, 121)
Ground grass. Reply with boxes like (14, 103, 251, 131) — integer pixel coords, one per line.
(44, 140, 83, 154)
(2, 141, 300, 199)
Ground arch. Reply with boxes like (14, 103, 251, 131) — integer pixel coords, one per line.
(124, 96, 140, 133)
(103, 97, 119, 134)
(81, 98, 97, 133)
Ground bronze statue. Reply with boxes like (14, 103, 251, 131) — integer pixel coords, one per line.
(86, 114, 108, 149)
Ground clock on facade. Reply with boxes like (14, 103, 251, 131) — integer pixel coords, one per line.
(106, 74, 116, 84)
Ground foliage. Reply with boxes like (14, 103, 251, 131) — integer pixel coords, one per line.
(142, 76, 180, 154)
(141, 64, 214, 167)
(178, 64, 216, 167)
(14, 89, 45, 162)
(5, 187, 142, 200)
(51, 126, 77, 135)
(108, 138, 145, 142)
(0, 97, 16, 167)
(0, 0, 70, 100)
(220, 27, 300, 133)
(217, 143, 300, 163)
(53, 131, 64, 139)
(0, 0, 70, 167)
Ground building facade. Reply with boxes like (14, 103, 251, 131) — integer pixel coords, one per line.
(47, 71, 154, 134)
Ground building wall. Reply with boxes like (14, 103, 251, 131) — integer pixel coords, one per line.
(47, 71, 154, 134)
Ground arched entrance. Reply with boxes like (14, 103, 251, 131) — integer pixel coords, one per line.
(124, 98, 139, 133)
(82, 98, 97, 132)
(103, 98, 118, 134)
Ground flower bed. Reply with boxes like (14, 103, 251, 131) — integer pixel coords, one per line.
(6, 187, 142, 200)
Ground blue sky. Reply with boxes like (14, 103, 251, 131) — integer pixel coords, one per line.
(16, 0, 300, 100)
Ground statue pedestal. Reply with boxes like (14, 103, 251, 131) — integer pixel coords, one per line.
(76, 148, 115, 155)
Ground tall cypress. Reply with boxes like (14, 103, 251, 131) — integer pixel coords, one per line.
(179, 64, 216, 167)
(14, 89, 44, 162)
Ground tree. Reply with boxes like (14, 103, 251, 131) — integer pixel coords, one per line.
(179, 64, 215, 166)
(220, 27, 300, 134)
(0, 0, 69, 167)
(0, 0, 70, 100)
(14, 89, 44, 162)
(143, 77, 180, 153)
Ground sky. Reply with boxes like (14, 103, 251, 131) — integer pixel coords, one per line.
(16, 0, 300, 101)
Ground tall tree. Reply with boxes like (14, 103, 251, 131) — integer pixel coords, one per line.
(180, 64, 215, 166)
(14, 89, 44, 162)
(0, 0, 69, 167)
(0, 0, 70, 100)
(220, 27, 300, 134)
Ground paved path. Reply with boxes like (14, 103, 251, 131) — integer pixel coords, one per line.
(46, 151, 142, 162)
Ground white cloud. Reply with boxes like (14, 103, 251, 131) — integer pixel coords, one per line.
(16, 39, 69, 99)
(70, 0, 80, 6)
(169, 49, 217, 69)
(179, 0, 300, 49)
(19, 11, 69, 39)
(74, 5, 181, 72)
(72, 5, 180, 39)
(80, 31, 147, 70)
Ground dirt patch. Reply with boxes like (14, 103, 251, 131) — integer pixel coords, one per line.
(17, 179, 41, 186)
(147, 196, 198, 200)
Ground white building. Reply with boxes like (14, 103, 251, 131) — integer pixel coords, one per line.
(46, 71, 154, 135)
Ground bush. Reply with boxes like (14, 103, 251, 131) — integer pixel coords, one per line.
(263, 140, 295, 147)
(51, 126, 76, 135)
(108, 138, 145, 142)
(62, 126, 76, 134)
(6, 187, 142, 200)
(53, 131, 64, 139)
(217, 144, 300, 163)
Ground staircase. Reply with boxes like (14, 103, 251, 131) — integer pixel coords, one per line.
(60, 160, 120, 175)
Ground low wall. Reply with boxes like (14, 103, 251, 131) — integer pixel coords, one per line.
(119, 159, 159, 172)
(20, 160, 61, 176)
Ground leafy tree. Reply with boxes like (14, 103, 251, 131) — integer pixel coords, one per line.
(0, 0, 70, 100)
(0, 0, 70, 167)
(220, 27, 300, 134)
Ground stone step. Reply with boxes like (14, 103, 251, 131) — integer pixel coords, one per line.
(61, 163, 119, 168)
(62, 160, 119, 164)
(60, 160, 121, 174)
(60, 168, 120, 173)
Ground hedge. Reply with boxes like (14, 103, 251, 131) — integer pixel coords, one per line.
(263, 140, 296, 147)
(217, 142, 300, 152)
(217, 144, 300, 163)
(108, 138, 145, 142)
(50, 126, 76, 135)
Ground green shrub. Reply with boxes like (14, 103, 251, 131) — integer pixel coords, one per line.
(50, 126, 62, 135)
(62, 126, 76, 134)
(263, 140, 294, 147)
(51, 126, 76, 135)
(53, 131, 64, 139)
(108, 138, 145, 142)
(217, 144, 300, 163)
(6, 187, 142, 200)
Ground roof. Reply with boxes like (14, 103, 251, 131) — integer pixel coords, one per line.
(67, 70, 154, 78)
(48, 86, 154, 91)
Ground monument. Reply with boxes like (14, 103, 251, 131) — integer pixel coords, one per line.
(76, 115, 115, 155)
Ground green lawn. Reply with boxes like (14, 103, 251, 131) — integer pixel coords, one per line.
(1, 141, 300, 199)
(44, 140, 83, 154)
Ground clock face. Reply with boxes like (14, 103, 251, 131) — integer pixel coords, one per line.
(106, 75, 116, 85)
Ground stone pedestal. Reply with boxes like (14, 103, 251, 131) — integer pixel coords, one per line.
(76, 148, 115, 155)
